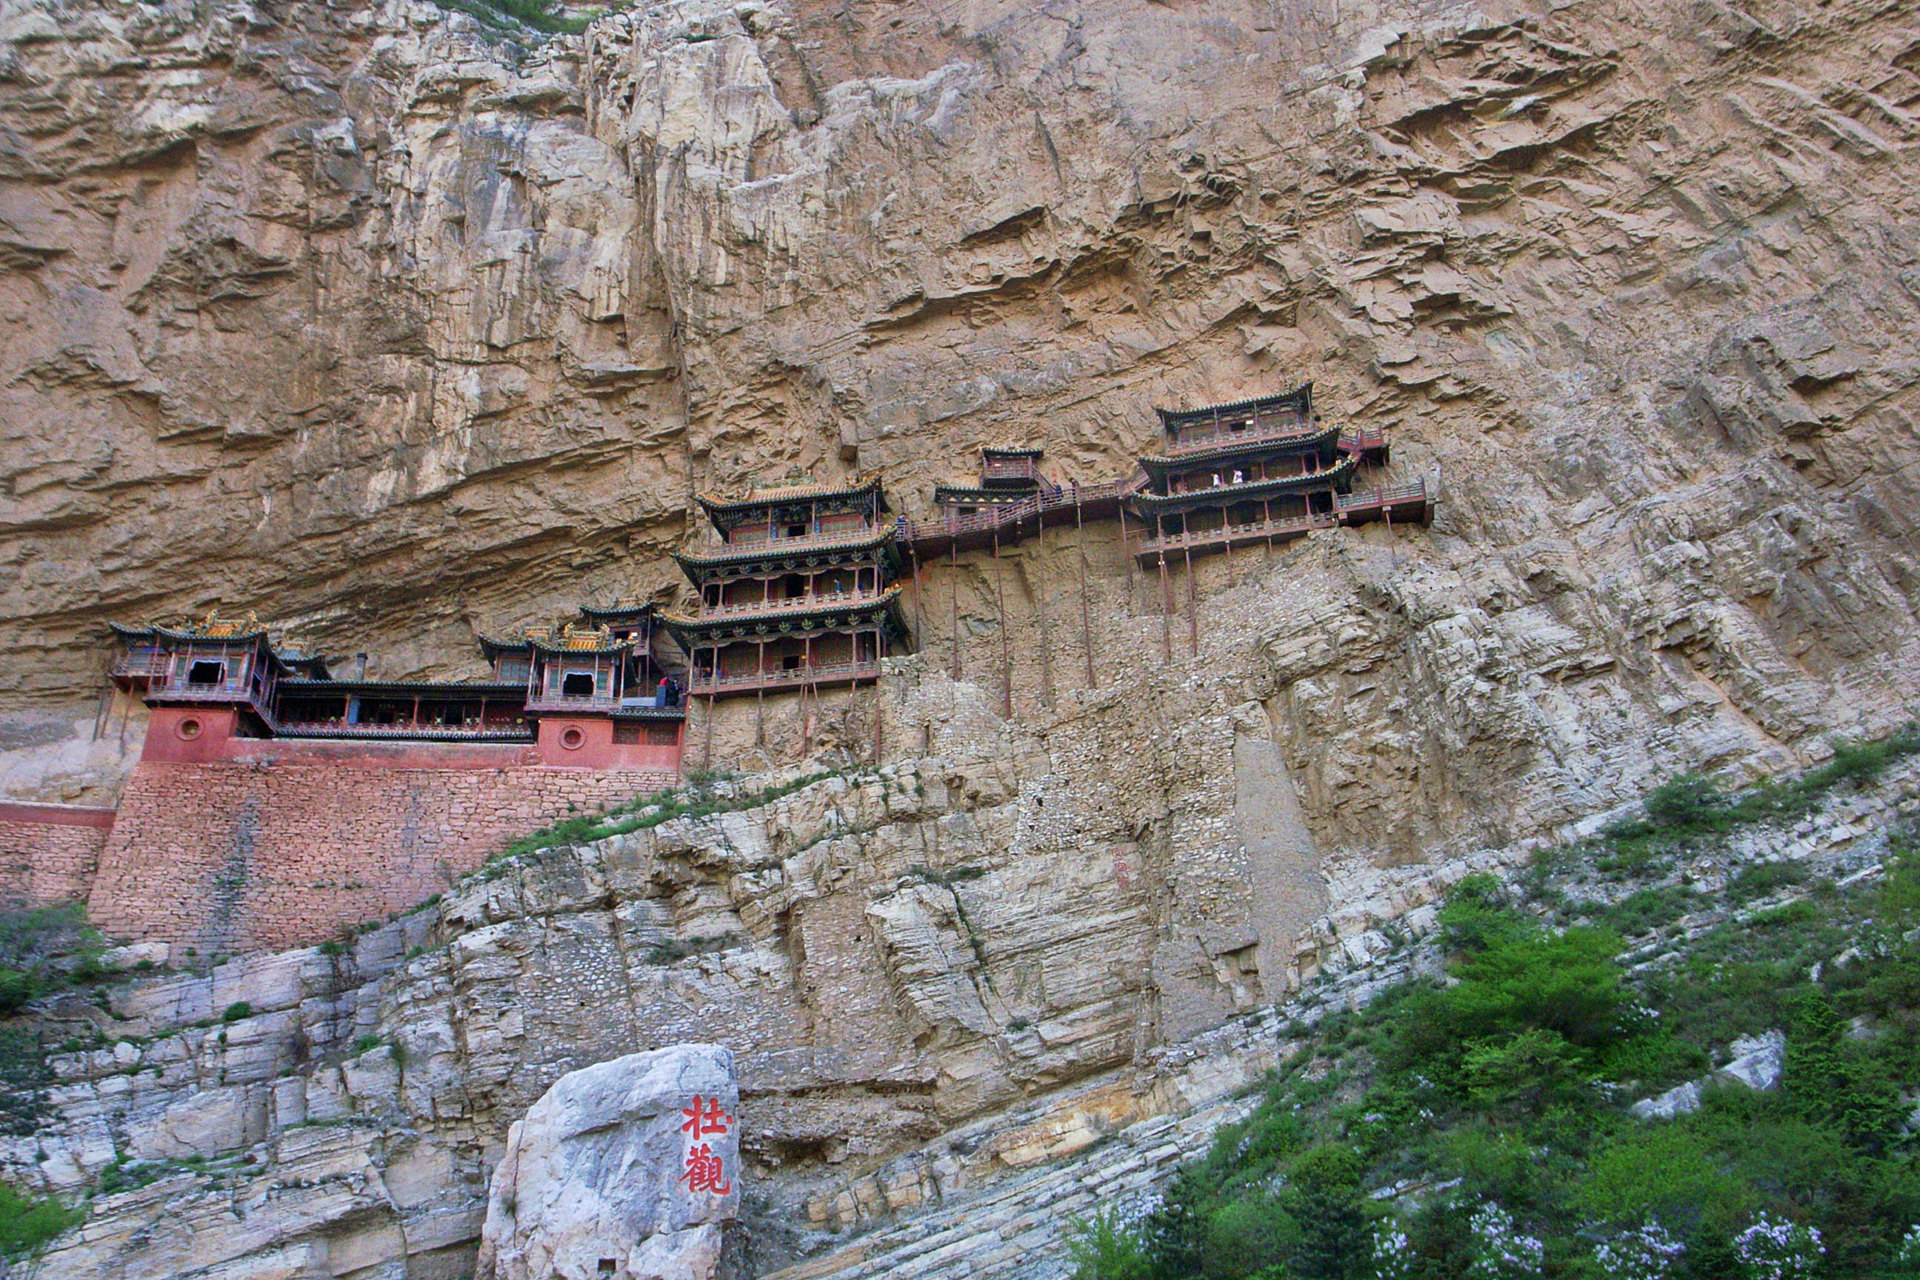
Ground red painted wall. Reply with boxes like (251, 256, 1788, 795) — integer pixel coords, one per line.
(0, 803, 114, 910)
(78, 706, 685, 955)
(90, 760, 677, 956)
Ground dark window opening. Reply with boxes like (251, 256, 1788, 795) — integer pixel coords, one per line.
(782, 654, 802, 671)
(613, 723, 642, 745)
(958, 506, 977, 517)
(562, 672, 596, 698)
(187, 659, 225, 686)
(599, 1262, 618, 1277)
(784, 574, 807, 598)
(786, 523, 807, 538)
(646, 722, 679, 746)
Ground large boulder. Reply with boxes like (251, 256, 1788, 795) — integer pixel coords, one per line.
(477, 1044, 741, 1280)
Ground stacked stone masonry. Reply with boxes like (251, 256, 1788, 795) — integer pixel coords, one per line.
(0, 804, 112, 910)
(89, 764, 676, 956)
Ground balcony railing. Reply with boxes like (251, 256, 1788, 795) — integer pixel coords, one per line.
(713, 525, 884, 556)
(981, 458, 1041, 484)
(1163, 411, 1317, 456)
(687, 660, 881, 695)
(1135, 480, 1430, 556)
(901, 475, 1145, 547)
(696, 589, 887, 619)
(272, 721, 535, 742)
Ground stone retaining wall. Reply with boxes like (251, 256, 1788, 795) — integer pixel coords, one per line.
(0, 802, 114, 909)
(89, 761, 674, 957)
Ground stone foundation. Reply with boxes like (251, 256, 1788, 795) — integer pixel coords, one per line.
(0, 802, 114, 909)
(90, 759, 676, 957)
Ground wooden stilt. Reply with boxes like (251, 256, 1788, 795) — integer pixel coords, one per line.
(949, 541, 962, 680)
(1158, 554, 1173, 663)
(1076, 492, 1097, 689)
(873, 627, 886, 766)
(703, 690, 717, 771)
(1029, 511, 1054, 710)
(755, 639, 766, 747)
(993, 527, 1012, 719)
(1184, 545, 1199, 658)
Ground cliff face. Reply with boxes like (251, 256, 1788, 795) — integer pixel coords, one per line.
(7, 0, 1920, 811)
(6, 0, 1920, 1272)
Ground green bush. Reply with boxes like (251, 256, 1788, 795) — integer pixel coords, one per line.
(0, 1182, 79, 1257)
(1066, 1207, 1152, 1280)
(220, 1001, 251, 1023)
(0, 969, 34, 1015)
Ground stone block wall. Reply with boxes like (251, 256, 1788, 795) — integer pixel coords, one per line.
(89, 762, 675, 956)
(0, 802, 114, 909)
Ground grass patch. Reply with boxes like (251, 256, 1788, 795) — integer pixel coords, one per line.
(0, 1183, 79, 1257)
(485, 770, 842, 873)
(641, 934, 740, 966)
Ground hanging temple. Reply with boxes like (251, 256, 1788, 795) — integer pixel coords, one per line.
(8, 387, 1434, 951)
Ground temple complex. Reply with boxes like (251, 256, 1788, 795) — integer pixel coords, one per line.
(1125, 384, 1430, 561)
(664, 475, 912, 698)
(23, 382, 1432, 953)
(108, 605, 684, 769)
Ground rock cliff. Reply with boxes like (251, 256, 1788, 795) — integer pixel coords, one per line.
(7, 0, 1920, 1274)
(6, 0, 1920, 810)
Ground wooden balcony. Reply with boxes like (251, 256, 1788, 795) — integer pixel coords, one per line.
(710, 526, 885, 557)
(272, 721, 535, 743)
(687, 659, 882, 697)
(980, 457, 1041, 486)
(1163, 411, 1317, 457)
(1134, 479, 1433, 559)
(903, 476, 1145, 557)
(695, 590, 888, 621)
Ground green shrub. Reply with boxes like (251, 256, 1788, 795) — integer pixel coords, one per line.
(0, 1183, 79, 1257)
(1730, 861, 1807, 901)
(219, 1001, 251, 1023)
(1066, 1207, 1152, 1280)
(0, 969, 34, 1015)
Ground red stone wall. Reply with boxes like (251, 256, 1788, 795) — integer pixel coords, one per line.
(89, 762, 676, 955)
(0, 803, 114, 910)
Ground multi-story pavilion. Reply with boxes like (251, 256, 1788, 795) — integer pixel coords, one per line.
(664, 476, 911, 697)
(1126, 384, 1430, 559)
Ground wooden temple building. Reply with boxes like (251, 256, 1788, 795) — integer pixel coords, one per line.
(663, 475, 911, 698)
(107, 603, 684, 764)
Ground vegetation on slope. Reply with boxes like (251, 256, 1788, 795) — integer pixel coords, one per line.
(1070, 732, 1920, 1280)
(434, 0, 599, 36)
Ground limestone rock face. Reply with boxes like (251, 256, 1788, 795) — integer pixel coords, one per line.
(478, 1044, 741, 1280)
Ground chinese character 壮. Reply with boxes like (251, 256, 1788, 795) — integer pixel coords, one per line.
(681, 1096, 732, 1139)
(681, 1143, 732, 1195)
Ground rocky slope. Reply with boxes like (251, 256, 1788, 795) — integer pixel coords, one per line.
(8, 0, 1920, 1273)
(9, 737, 1916, 1280)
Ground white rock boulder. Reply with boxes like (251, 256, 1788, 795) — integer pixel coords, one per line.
(477, 1044, 741, 1280)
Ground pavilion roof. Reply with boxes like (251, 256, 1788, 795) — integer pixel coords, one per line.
(1136, 424, 1339, 475)
(1154, 382, 1313, 428)
(672, 528, 897, 571)
(1128, 455, 1355, 509)
(661, 585, 906, 636)
(695, 473, 888, 520)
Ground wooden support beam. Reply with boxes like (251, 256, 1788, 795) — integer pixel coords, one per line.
(1184, 545, 1199, 658)
(994, 527, 1012, 719)
(1158, 554, 1173, 663)
(1029, 509, 1054, 710)
(949, 540, 962, 681)
(1076, 490, 1097, 689)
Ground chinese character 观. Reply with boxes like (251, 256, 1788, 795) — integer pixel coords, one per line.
(681, 1143, 732, 1194)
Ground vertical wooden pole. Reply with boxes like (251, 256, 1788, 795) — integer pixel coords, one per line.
(874, 626, 886, 766)
(1030, 511, 1054, 710)
(1184, 546, 1199, 658)
(1158, 554, 1173, 663)
(755, 639, 766, 746)
(1076, 492, 1096, 689)
(994, 527, 1012, 718)
(949, 540, 962, 680)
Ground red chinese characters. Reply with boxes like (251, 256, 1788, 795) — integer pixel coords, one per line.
(681, 1143, 732, 1195)
(679, 1096, 735, 1196)
(681, 1096, 732, 1139)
